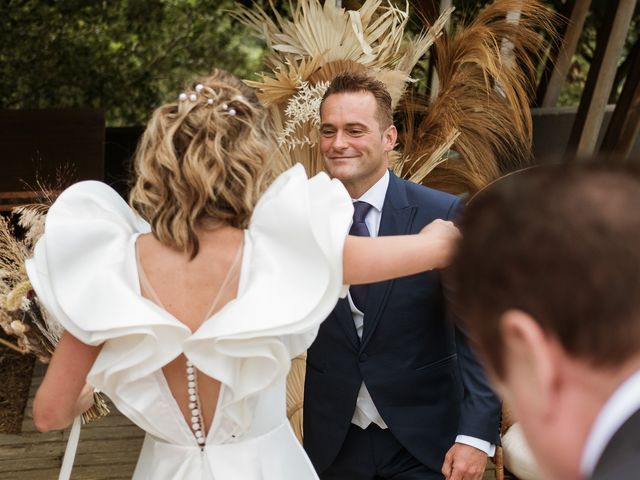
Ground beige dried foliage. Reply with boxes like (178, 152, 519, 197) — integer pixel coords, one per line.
(400, 0, 558, 194)
(14, 204, 48, 249)
(286, 353, 306, 443)
(5, 281, 32, 311)
(0, 216, 28, 295)
(394, 129, 461, 184)
(0, 201, 109, 423)
(277, 80, 329, 150)
(238, 0, 556, 194)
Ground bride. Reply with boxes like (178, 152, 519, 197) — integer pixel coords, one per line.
(28, 69, 459, 479)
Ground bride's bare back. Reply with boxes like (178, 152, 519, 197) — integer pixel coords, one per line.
(135, 225, 244, 435)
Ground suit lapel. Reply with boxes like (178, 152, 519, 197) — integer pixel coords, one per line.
(335, 297, 361, 349)
(361, 173, 415, 349)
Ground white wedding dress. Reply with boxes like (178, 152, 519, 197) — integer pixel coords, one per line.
(26, 164, 353, 479)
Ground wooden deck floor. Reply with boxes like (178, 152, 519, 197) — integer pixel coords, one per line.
(1, 365, 504, 479)
(0, 364, 144, 479)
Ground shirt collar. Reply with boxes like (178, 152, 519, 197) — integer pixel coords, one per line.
(354, 170, 389, 212)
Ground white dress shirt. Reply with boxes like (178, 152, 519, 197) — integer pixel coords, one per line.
(347, 170, 494, 456)
(580, 368, 640, 478)
(348, 171, 388, 430)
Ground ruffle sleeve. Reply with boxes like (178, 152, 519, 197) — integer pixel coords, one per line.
(184, 163, 353, 432)
(25, 182, 191, 395)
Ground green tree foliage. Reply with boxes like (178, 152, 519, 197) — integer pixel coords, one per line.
(2, 0, 637, 124)
(559, 0, 639, 106)
(0, 0, 266, 126)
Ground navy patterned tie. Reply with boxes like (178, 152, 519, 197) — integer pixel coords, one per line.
(349, 201, 373, 312)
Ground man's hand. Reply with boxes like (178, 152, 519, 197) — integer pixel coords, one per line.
(441, 443, 488, 480)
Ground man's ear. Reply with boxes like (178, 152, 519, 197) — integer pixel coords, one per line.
(383, 125, 397, 152)
(500, 309, 561, 422)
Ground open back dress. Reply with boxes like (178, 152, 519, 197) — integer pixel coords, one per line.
(26, 164, 353, 479)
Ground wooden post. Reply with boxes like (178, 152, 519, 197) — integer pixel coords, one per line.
(538, 0, 592, 108)
(600, 36, 640, 162)
(500, 7, 522, 67)
(0, 109, 104, 210)
(566, 0, 638, 160)
(429, 0, 453, 102)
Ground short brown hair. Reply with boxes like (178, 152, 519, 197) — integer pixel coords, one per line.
(453, 164, 640, 378)
(129, 69, 277, 258)
(320, 72, 393, 130)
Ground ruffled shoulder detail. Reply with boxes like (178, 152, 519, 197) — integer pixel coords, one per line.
(185, 164, 353, 431)
(26, 182, 190, 389)
(26, 166, 353, 440)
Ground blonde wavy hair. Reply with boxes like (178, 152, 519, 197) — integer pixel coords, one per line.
(130, 69, 277, 257)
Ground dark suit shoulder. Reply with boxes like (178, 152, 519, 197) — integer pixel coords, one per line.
(395, 176, 463, 220)
(403, 179, 460, 204)
(592, 407, 640, 480)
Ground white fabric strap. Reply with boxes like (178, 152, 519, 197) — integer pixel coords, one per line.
(59, 416, 82, 480)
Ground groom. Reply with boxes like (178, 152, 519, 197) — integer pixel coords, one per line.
(303, 72, 500, 479)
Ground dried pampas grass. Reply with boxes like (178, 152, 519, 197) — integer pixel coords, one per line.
(0, 203, 110, 424)
(400, 0, 558, 194)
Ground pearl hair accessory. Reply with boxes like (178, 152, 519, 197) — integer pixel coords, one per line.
(178, 84, 242, 116)
(221, 103, 236, 116)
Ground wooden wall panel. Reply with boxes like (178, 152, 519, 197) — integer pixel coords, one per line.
(0, 109, 104, 209)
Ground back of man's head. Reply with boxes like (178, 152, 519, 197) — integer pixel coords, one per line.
(454, 164, 640, 378)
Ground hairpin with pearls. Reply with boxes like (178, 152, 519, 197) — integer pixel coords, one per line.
(178, 84, 237, 116)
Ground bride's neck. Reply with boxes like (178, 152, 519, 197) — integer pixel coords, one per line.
(196, 216, 226, 232)
(194, 218, 242, 238)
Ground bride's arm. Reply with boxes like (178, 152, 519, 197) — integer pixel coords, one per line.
(343, 219, 460, 285)
(33, 332, 101, 432)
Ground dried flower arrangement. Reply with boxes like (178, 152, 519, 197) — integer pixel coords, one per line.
(233, 0, 453, 177)
(0, 203, 110, 424)
(235, 0, 556, 196)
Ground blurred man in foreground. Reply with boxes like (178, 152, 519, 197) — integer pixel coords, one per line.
(453, 164, 640, 480)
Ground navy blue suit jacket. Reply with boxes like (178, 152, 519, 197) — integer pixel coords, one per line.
(303, 172, 501, 473)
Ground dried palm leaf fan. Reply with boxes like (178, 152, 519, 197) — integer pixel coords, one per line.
(233, 0, 452, 176)
(286, 353, 306, 443)
(399, 0, 557, 195)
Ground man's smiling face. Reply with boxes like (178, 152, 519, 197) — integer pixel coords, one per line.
(319, 91, 396, 198)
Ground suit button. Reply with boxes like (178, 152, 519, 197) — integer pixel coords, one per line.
(359, 353, 368, 362)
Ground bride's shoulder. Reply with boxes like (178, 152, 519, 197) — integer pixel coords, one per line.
(52, 180, 122, 208)
(250, 164, 351, 230)
(52, 180, 125, 211)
